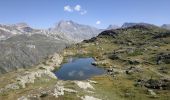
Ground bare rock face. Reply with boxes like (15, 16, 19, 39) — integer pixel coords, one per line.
(50, 20, 102, 42)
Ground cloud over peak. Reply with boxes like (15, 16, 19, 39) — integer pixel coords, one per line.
(64, 5, 73, 12)
(74, 5, 81, 11)
(64, 4, 87, 15)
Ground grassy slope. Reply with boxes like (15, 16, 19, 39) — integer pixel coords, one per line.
(64, 25, 170, 100)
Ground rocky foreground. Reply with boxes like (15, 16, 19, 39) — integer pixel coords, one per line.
(0, 52, 103, 100)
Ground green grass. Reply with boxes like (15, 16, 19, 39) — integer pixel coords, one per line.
(127, 50, 143, 56)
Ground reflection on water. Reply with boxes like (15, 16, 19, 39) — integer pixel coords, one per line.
(54, 58, 106, 80)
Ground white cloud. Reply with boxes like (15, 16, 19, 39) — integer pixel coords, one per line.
(96, 21, 101, 25)
(64, 5, 73, 12)
(74, 5, 81, 11)
(80, 10, 87, 15)
(64, 4, 87, 15)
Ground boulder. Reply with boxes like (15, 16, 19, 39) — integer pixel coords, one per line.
(136, 78, 170, 90)
(128, 60, 140, 65)
(91, 62, 98, 66)
(147, 89, 157, 97)
(74, 81, 94, 90)
(156, 53, 170, 64)
(109, 54, 120, 60)
(125, 66, 142, 75)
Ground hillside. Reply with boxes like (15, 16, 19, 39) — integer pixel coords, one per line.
(0, 24, 169, 100)
(0, 34, 67, 74)
(64, 25, 170, 99)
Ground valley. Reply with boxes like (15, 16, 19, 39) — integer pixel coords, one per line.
(1, 0, 170, 99)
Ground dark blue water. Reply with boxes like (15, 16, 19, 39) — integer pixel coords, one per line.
(54, 58, 106, 80)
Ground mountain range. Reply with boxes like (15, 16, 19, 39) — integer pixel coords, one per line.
(1, 21, 169, 42)
(0, 20, 102, 43)
(0, 20, 102, 74)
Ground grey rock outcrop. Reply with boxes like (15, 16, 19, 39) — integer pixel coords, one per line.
(136, 78, 170, 90)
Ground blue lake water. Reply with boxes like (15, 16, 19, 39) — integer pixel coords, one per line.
(54, 57, 106, 80)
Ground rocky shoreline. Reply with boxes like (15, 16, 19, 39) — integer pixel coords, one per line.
(0, 53, 63, 94)
(0, 51, 103, 100)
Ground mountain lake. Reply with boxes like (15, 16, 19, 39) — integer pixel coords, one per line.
(54, 57, 106, 80)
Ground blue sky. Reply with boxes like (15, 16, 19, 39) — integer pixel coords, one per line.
(0, 0, 169, 29)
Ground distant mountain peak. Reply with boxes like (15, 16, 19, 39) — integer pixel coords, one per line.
(57, 20, 74, 25)
(121, 22, 158, 28)
(51, 20, 102, 42)
(55, 20, 76, 29)
(161, 24, 170, 30)
(107, 25, 119, 30)
(12, 23, 30, 28)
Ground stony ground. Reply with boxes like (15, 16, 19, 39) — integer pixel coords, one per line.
(0, 53, 104, 100)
